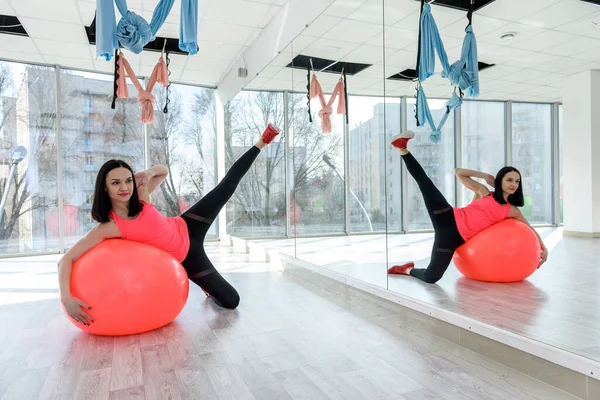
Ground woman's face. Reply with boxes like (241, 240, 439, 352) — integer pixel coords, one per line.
(502, 171, 520, 196)
(105, 167, 134, 204)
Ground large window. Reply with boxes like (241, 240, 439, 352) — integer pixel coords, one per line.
(459, 101, 505, 207)
(406, 98, 456, 230)
(0, 61, 58, 254)
(148, 84, 218, 239)
(348, 96, 401, 233)
(291, 92, 345, 235)
(224, 91, 286, 238)
(512, 103, 553, 224)
(59, 70, 144, 249)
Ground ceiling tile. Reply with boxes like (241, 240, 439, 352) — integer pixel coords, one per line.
(290, 35, 316, 55)
(478, 46, 531, 65)
(323, 0, 368, 18)
(526, 72, 565, 86)
(534, 57, 593, 74)
(359, 64, 384, 79)
(382, 0, 421, 26)
(76, 1, 96, 25)
(192, 42, 243, 62)
(343, 44, 384, 64)
(324, 19, 382, 44)
(504, 52, 562, 69)
(477, 0, 561, 21)
(543, 36, 600, 57)
(519, 0, 600, 29)
(203, 0, 271, 27)
(510, 30, 576, 52)
(441, 15, 510, 39)
(384, 49, 415, 69)
(0, 35, 39, 54)
(478, 23, 547, 46)
(20, 18, 88, 44)
(197, 21, 259, 46)
(256, 65, 282, 78)
(45, 55, 94, 71)
(345, 0, 384, 25)
(244, 76, 269, 90)
(0, 0, 14, 14)
(9, 0, 81, 23)
(554, 10, 600, 40)
(0, 50, 44, 64)
(303, 14, 341, 38)
(304, 37, 359, 60)
(35, 39, 91, 59)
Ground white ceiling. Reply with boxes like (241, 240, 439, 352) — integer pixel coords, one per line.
(0, 0, 285, 85)
(1, 0, 600, 102)
(247, 0, 600, 102)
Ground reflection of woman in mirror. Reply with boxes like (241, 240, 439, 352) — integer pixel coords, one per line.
(387, 131, 547, 284)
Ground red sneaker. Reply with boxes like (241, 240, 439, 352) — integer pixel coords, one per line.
(390, 131, 415, 149)
(388, 262, 414, 275)
(262, 123, 281, 144)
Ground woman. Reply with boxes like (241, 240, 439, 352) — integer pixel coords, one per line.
(58, 124, 281, 326)
(387, 131, 548, 284)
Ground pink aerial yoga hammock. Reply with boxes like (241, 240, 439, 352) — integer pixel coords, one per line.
(309, 73, 346, 134)
(115, 51, 169, 124)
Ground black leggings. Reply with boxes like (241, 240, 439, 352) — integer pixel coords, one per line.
(180, 146, 260, 309)
(402, 152, 465, 284)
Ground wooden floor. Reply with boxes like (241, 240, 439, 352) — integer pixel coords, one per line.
(0, 244, 579, 399)
(252, 227, 600, 366)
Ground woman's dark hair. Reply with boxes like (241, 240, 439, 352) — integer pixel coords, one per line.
(493, 166, 524, 207)
(91, 159, 143, 223)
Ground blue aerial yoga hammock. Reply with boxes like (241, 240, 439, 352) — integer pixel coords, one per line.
(413, 0, 479, 142)
(96, 0, 199, 61)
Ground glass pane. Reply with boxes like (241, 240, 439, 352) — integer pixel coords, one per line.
(512, 103, 553, 224)
(147, 84, 218, 239)
(291, 93, 345, 235)
(406, 98, 455, 231)
(459, 101, 505, 207)
(0, 62, 58, 254)
(348, 96, 401, 232)
(224, 91, 286, 238)
(59, 70, 144, 249)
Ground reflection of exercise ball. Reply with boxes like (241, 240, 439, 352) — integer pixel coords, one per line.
(177, 200, 190, 213)
(47, 205, 79, 236)
(63, 239, 189, 336)
(453, 219, 541, 283)
(290, 199, 301, 224)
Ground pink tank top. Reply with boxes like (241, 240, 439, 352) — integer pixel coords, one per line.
(110, 202, 190, 262)
(452, 194, 511, 241)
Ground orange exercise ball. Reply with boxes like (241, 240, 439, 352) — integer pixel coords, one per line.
(64, 239, 189, 335)
(453, 218, 541, 283)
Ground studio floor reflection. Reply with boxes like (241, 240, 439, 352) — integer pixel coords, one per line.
(251, 227, 600, 365)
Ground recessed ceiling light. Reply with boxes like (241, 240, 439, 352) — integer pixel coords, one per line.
(500, 32, 518, 40)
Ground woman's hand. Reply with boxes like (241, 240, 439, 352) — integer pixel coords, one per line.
(62, 296, 94, 326)
(134, 171, 150, 188)
(539, 247, 548, 268)
(484, 174, 495, 187)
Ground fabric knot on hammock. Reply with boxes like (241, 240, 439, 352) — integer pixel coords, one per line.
(318, 105, 334, 133)
(137, 90, 156, 123)
(116, 11, 155, 54)
(96, 0, 198, 60)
